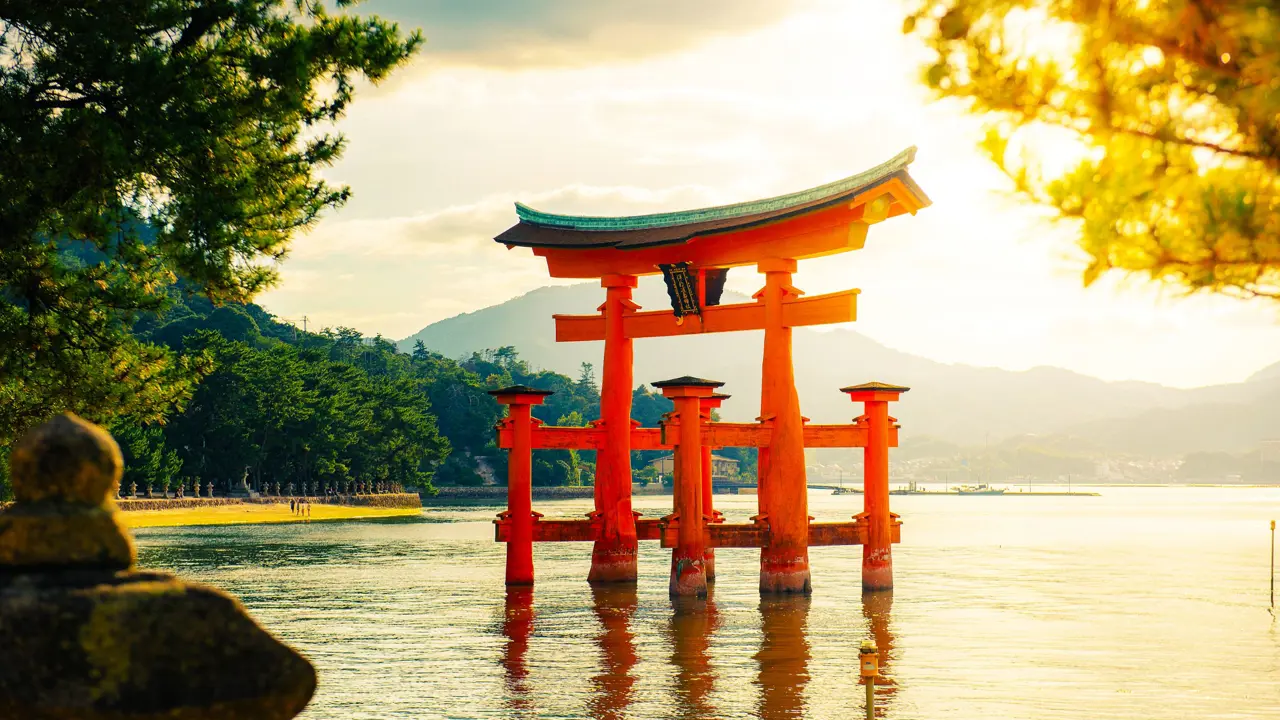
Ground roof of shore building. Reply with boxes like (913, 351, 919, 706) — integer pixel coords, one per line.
(494, 147, 931, 250)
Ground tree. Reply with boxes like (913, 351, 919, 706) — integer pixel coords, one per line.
(905, 1, 1280, 299)
(577, 362, 598, 394)
(629, 385, 673, 471)
(111, 419, 183, 496)
(0, 1, 420, 445)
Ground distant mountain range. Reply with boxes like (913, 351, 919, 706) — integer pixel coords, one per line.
(399, 281, 1280, 456)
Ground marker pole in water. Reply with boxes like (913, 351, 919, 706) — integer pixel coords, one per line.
(1271, 520, 1275, 609)
(859, 640, 878, 719)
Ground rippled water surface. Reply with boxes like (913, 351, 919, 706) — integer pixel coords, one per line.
(133, 487, 1280, 719)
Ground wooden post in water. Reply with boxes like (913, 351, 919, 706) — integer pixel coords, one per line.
(699, 393, 730, 581)
(491, 386, 553, 586)
(655, 377, 722, 597)
(843, 383, 909, 591)
(589, 274, 640, 584)
(758, 258, 811, 595)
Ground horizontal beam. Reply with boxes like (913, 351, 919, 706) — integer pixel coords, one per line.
(499, 517, 902, 546)
(495, 516, 665, 542)
(554, 289, 858, 342)
(497, 421, 896, 450)
(657, 519, 901, 548)
(635, 517, 662, 541)
(496, 425, 605, 450)
(668, 422, 896, 449)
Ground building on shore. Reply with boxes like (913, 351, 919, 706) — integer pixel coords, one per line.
(646, 454, 739, 481)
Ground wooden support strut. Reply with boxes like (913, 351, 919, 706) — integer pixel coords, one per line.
(842, 383, 910, 592)
(496, 517, 902, 547)
(553, 289, 858, 342)
(758, 258, 811, 595)
(495, 421, 897, 451)
(654, 377, 721, 598)
(699, 393, 730, 581)
(489, 386, 554, 586)
(589, 274, 640, 583)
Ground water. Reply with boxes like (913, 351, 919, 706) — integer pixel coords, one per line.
(133, 487, 1280, 719)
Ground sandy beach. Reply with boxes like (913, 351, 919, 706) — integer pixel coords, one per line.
(118, 502, 422, 529)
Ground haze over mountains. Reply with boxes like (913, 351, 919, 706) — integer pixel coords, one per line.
(400, 280, 1280, 457)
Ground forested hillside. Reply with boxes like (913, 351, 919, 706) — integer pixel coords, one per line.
(0, 277, 693, 500)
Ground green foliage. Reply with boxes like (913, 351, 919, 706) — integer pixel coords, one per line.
(461, 347, 603, 487)
(111, 419, 183, 493)
(629, 385, 674, 471)
(634, 464, 660, 485)
(435, 454, 486, 487)
(906, 1, 1280, 299)
(157, 322, 450, 493)
(0, 1, 419, 446)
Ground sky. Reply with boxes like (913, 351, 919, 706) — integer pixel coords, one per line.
(255, 0, 1280, 389)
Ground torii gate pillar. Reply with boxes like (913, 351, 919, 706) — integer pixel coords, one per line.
(699, 393, 730, 581)
(589, 274, 640, 583)
(758, 258, 811, 595)
(843, 382, 909, 591)
(490, 386, 555, 586)
(656, 377, 722, 597)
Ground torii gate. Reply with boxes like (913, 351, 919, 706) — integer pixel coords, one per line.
(492, 147, 931, 595)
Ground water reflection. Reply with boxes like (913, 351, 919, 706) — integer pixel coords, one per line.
(589, 585, 639, 720)
(500, 586, 536, 715)
(860, 589, 901, 691)
(756, 595, 811, 719)
(668, 592, 720, 719)
(863, 590, 898, 715)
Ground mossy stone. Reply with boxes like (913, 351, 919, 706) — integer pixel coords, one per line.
(9, 414, 122, 505)
(0, 414, 318, 718)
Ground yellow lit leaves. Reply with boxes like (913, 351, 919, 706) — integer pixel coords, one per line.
(904, 0, 1280, 300)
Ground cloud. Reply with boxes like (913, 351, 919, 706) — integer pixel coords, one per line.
(261, 0, 1280, 388)
(360, 0, 805, 67)
(259, 184, 731, 337)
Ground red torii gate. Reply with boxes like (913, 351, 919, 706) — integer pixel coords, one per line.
(491, 147, 930, 595)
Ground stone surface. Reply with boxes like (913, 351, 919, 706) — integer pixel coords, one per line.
(0, 413, 317, 719)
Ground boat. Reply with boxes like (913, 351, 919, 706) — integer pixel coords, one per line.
(889, 481, 928, 495)
(831, 486, 862, 495)
(955, 484, 1005, 495)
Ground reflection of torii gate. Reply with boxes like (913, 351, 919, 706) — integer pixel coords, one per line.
(491, 148, 931, 595)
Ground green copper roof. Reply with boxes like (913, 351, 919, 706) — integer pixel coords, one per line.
(515, 146, 923, 231)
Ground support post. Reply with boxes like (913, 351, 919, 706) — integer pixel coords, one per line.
(591, 274, 640, 583)
(758, 258, 810, 594)
(655, 377, 723, 597)
(491, 386, 554, 586)
(842, 383, 909, 591)
(700, 393, 730, 581)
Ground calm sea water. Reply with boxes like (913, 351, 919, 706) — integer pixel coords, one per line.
(133, 487, 1280, 719)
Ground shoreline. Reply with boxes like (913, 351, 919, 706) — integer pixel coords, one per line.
(115, 494, 422, 528)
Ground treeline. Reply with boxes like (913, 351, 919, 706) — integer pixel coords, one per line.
(0, 281, 738, 499)
(107, 293, 480, 496)
(1177, 450, 1280, 482)
(0, 265, 763, 500)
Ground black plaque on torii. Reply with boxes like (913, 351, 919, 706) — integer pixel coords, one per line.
(658, 262, 700, 319)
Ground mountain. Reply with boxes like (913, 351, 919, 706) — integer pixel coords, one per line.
(400, 280, 1280, 455)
